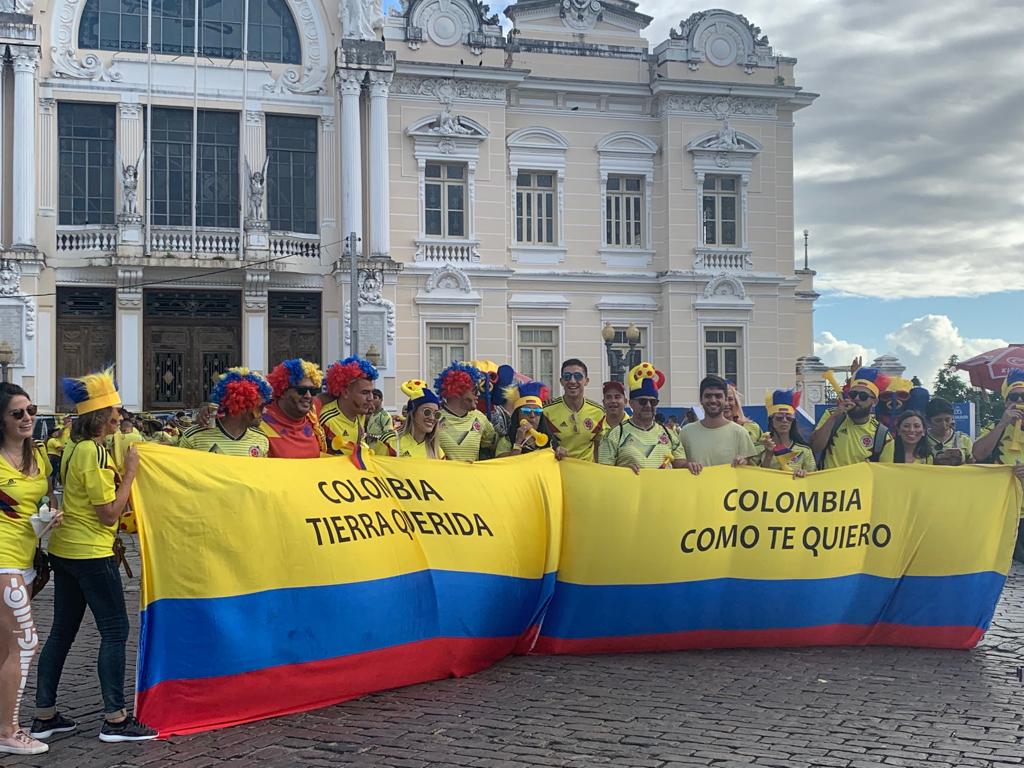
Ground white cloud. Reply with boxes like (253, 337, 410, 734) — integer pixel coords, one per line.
(815, 315, 1007, 387)
(814, 332, 877, 369)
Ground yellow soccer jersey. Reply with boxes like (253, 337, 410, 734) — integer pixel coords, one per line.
(926, 430, 973, 462)
(760, 443, 816, 473)
(50, 439, 117, 560)
(544, 397, 605, 462)
(977, 423, 1024, 466)
(392, 434, 445, 460)
(178, 423, 269, 458)
(437, 408, 495, 462)
(814, 410, 895, 469)
(741, 420, 763, 444)
(0, 443, 51, 569)
(319, 401, 369, 457)
(598, 421, 686, 469)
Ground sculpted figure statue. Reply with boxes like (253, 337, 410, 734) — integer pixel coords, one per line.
(340, 0, 384, 40)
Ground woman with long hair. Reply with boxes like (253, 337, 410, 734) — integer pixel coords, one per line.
(759, 389, 815, 477)
(394, 380, 444, 459)
(0, 384, 58, 755)
(496, 381, 555, 457)
(31, 369, 156, 743)
(893, 410, 933, 464)
(726, 384, 763, 444)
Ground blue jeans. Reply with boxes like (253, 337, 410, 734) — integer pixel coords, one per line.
(35, 555, 129, 717)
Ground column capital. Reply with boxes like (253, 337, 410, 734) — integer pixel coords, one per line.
(11, 46, 40, 74)
(367, 71, 393, 98)
(38, 97, 56, 114)
(118, 102, 142, 120)
(245, 109, 265, 127)
(336, 71, 364, 97)
(320, 114, 336, 131)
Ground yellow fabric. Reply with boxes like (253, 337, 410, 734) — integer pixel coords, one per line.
(365, 410, 398, 456)
(759, 443, 817, 473)
(49, 439, 118, 559)
(45, 437, 63, 458)
(814, 410, 895, 469)
(978, 423, 1024, 466)
(392, 434, 445, 460)
(319, 402, 368, 457)
(544, 398, 605, 462)
(741, 420, 763, 444)
(0, 445, 51, 569)
(437, 408, 496, 462)
(495, 434, 550, 456)
(111, 428, 145, 472)
(679, 421, 759, 466)
(178, 423, 270, 458)
(598, 421, 686, 469)
(926, 430, 973, 462)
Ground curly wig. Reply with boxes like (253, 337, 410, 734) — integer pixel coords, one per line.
(267, 358, 324, 399)
(325, 356, 379, 397)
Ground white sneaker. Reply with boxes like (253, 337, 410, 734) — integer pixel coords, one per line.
(0, 729, 50, 755)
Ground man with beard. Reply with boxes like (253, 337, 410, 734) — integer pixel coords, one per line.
(260, 359, 327, 458)
(679, 375, 758, 472)
(810, 367, 894, 468)
(319, 356, 384, 457)
(544, 359, 604, 461)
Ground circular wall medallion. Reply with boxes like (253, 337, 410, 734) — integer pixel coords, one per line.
(426, 10, 463, 46)
(705, 34, 738, 66)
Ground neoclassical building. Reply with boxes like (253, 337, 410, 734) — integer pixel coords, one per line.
(0, 0, 818, 411)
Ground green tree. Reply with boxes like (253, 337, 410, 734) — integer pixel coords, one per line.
(932, 355, 1005, 429)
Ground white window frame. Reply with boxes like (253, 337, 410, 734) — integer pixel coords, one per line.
(406, 112, 489, 261)
(703, 327, 743, 386)
(515, 171, 557, 246)
(424, 320, 473, 383)
(596, 131, 657, 268)
(701, 174, 740, 247)
(507, 126, 568, 265)
(515, 325, 561, 389)
(688, 127, 762, 272)
(605, 174, 645, 249)
(423, 161, 468, 239)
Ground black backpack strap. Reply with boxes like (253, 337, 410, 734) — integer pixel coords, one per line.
(869, 424, 890, 462)
(816, 412, 845, 470)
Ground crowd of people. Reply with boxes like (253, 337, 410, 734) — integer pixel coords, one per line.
(1, 355, 1023, 754)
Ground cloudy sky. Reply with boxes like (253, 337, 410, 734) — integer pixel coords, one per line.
(490, 0, 1024, 384)
(641, 0, 1024, 385)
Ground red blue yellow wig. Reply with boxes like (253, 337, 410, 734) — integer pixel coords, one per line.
(62, 367, 121, 415)
(325, 356, 379, 398)
(211, 367, 272, 416)
(267, 359, 324, 400)
(434, 362, 485, 400)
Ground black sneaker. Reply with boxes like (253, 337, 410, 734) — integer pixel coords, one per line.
(98, 716, 157, 743)
(29, 712, 78, 740)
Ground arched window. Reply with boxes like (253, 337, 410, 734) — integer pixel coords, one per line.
(79, 0, 301, 64)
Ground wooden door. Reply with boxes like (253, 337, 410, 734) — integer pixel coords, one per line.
(56, 288, 116, 411)
(268, 291, 322, 368)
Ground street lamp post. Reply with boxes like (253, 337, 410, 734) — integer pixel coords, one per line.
(0, 341, 13, 384)
(601, 322, 641, 384)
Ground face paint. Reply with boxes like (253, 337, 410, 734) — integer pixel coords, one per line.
(3, 577, 38, 730)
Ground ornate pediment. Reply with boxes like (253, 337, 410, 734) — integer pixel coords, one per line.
(665, 9, 776, 73)
(398, 0, 503, 52)
(406, 110, 489, 141)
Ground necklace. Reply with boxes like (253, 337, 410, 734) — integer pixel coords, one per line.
(1, 445, 24, 472)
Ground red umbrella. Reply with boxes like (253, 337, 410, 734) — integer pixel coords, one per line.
(956, 344, 1024, 391)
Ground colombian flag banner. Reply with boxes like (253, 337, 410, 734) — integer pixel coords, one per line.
(132, 445, 562, 736)
(535, 461, 1020, 654)
(131, 447, 1019, 736)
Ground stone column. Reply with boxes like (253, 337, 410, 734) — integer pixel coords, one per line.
(37, 98, 56, 220)
(0, 59, 5, 247)
(337, 71, 364, 251)
(242, 110, 270, 254)
(367, 71, 392, 258)
(318, 114, 337, 234)
(118, 101, 145, 252)
(11, 47, 40, 248)
(116, 267, 144, 411)
(243, 270, 269, 372)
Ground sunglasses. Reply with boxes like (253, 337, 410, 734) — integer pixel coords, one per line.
(6, 405, 38, 420)
(561, 372, 586, 382)
(291, 386, 319, 396)
(419, 408, 439, 419)
(520, 407, 543, 415)
(846, 391, 873, 402)
(772, 413, 795, 421)
(634, 398, 658, 407)
(1007, 392, 1024, 403)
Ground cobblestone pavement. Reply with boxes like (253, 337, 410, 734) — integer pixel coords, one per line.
(6, 549, 1023, 768)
